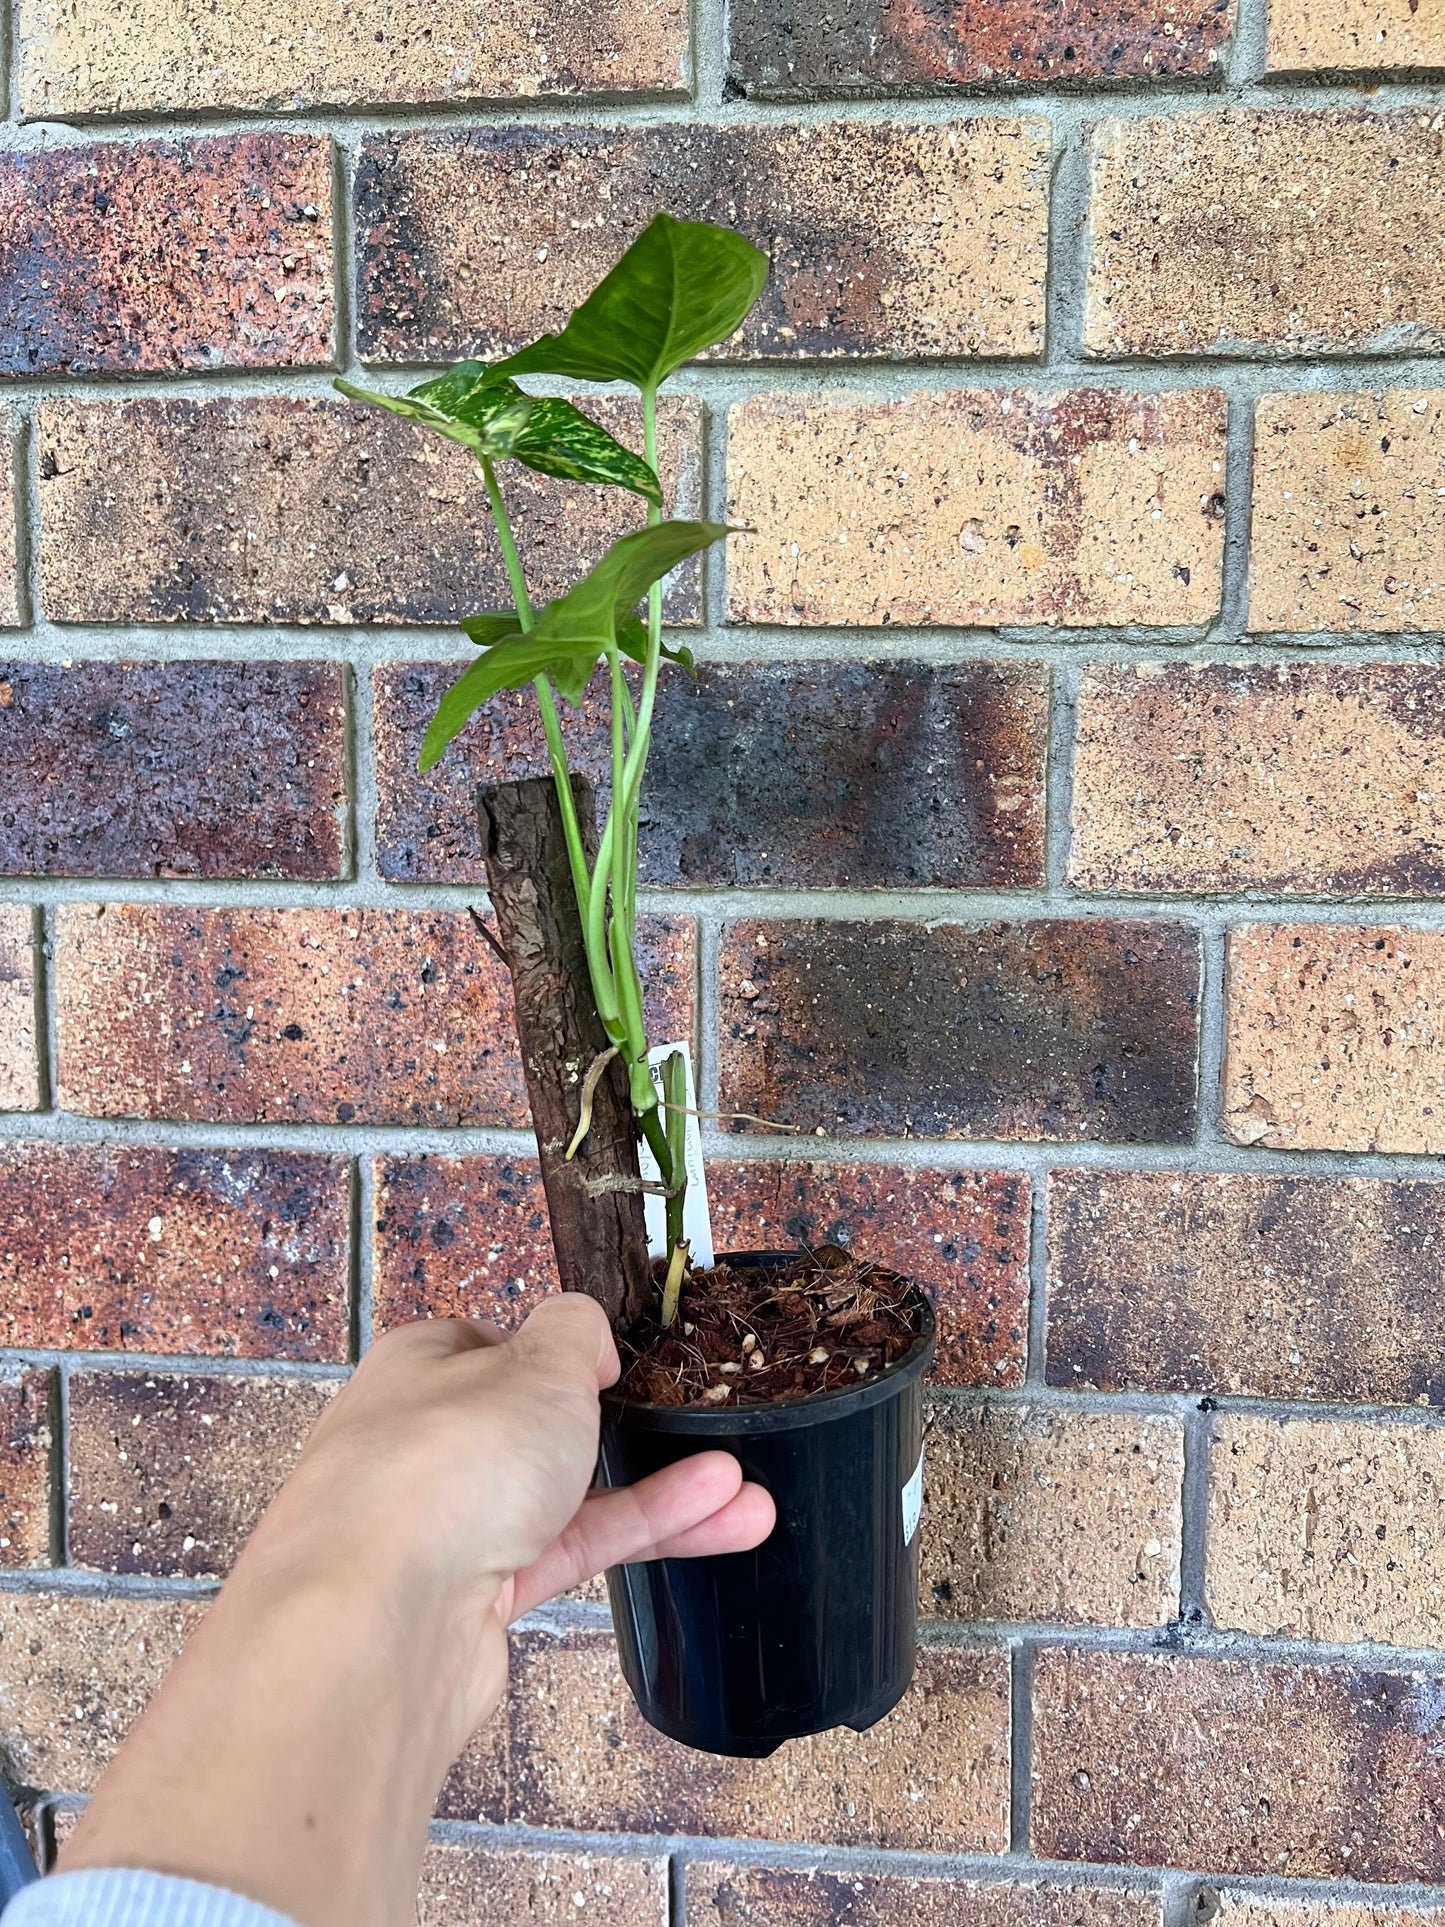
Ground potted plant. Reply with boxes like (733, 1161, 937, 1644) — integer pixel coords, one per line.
(338, 214, 935, 1759)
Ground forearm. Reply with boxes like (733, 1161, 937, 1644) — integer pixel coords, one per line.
(57, 1543, 504, 1927)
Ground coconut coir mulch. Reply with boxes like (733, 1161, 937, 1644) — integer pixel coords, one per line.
(615, 1246, 923, 1408)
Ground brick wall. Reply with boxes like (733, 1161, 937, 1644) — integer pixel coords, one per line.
(3, 0, 1445, 1921)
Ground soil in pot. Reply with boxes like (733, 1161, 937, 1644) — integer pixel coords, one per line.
(616, 1246, 923, 1406)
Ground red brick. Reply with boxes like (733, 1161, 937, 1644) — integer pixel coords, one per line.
(37, 396, 702, 627)
(0, 135, 332, 377)
(53, 903, 695, 1127)
(356, 122, 1048, 364)
(69, 1371, 337, 1578)
(373, 1154, 1030, 1387)
(726, 389, 1226, 628)
(0, 1590, 203, 1793)
(0, 1368, 52, 1567)
(419, 1845, 667, 1927)
(1070, 662, 1445, 897)
(373, 659, 1047, 889)
(1224, 923, 1445, 1152)
(922, 1405, 1182, 1626)
(441, 1628, 1011, 1850)
(1085, 110, 1445, 356)
(0, 661, 344, 880)
(17, 0, 687, 116)
(0, 1142, 349, 1360)
(719, 919, 1199, 1143)
(1032, 1648, 1445, 1881)
(685, 1866, 1163, 1926)
(1047, 1170, 1445, 1405)
(728, 0, 1232, 92)
(0, 904, 38, 1111)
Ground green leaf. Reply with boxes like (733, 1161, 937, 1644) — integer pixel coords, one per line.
(615, 609, 695, 675)
(460, 612, 523, 648)
(335, 367, 534, 459)
(510, 398, 662, 504)
(419, 631, 593, 772)
(526, 521, 728, 675)
(497, 213, 769, 391)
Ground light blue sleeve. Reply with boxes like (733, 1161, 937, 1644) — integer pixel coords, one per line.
(0, 1871, 301, 1927)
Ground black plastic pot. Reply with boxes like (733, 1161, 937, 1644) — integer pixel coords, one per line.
(598, 1252, 936, 1758)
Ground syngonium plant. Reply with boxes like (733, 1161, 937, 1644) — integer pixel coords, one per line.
(338, 214, 768, 1330)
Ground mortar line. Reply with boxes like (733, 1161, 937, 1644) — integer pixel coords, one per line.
(695, 918, 722, 1116)
(667, 1853, 686, 1927)
(1043, 659, 1077, 892)
(1194, 925, 1230, 1151)
(1008, 1642, 1034, 1854)
(350, 1154, 371, 1360)
(1227, 0, 1272, 87)
(19, 71, 1445, 142)
(1041, 103, 1091, 368)
(1213, 389, 1257, 642)
(337, 660, 359, 883)
(26, 902, 51, 1113)
(691, 0, 726, 111)
(350, 651, 381, 886)
(329, 130, 358, 376)
(1177, 1403, 1213, 1625)
(6, 408, 30, 629)
(1023, 1176, 1050, 1388)
(53, 1359, 71, 1566)
(1163, 1872, 1205, 1927)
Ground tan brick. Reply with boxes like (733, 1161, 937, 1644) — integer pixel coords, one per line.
(69, 1372, 337, 1579)
(1032, 1648, 1445, 1880)
(0, 418, 18, 627)
(1267, 0, 1445, 71)
(18, 0, 686, 115)
(356, 121, 1048, 363)
(419, 1845, 667, 1927)
(0, 1143, 350, 1360)
(36, 396, 702, 626)
(1225, 922, 1445, 1152)
(0, 904, 38, 1111)
(1207, 1896, 1445, 1927)
(0, 135, 333, 376)
(53, 903, 694, 1127)
(727, 390, 1224, 627)
(1208, 1413, 1445, 1648)
(922, 1404, 1182, 1627)
(0, 1591, 203, 1793)
(0, 1368, 51, 1568)
(1085, 110, 1445, 356)
(1048, 1170, 1445, 1405)
(1249, 392, 1445, 634)
(685, 1865, 1162, 1926)
(1070, 662, 1445, 895)
(442, 1630, 1011, 1850)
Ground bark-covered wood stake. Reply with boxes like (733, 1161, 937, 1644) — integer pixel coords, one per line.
(478, 773, 652, 1330)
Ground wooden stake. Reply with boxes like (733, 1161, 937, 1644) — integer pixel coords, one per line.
(478, 774, 652, 1330)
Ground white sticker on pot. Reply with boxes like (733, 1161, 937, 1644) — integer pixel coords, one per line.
(639, 1042, 714, 1268)
(902, 1453, 923, 1548)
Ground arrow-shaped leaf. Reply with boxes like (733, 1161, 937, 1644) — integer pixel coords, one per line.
(526, 520, 729, 667)
(510, 398, 662, 505)
(497, 213, 769, 391)
(420, 630, 596, 772)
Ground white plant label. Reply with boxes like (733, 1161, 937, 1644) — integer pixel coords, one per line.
(639, 1041, 714, 1268)
(902, 1452, 924, 1548)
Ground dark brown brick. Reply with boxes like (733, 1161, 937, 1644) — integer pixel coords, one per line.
(685, 1866, 1163, 1927)
(36, 397, 702, 627)
(372, 1154, 1030, 1388)
(719, 920, 1199, 1143)
(372, 659, 1048, 889)
(0, 1591, 204, 1793)
(0, 903, 38, 1111)
(0, 1368, 52, 1567)
(69, 1371, 337, 1579)
(1032, 1648, 1445, 1881)
(728, 0, 1232, 94)
(0, 135, 332, 377)
(1047, 1170, 1445, 1405)
(707, 1162, 1030, 1386)
(442, 1629, 1011, 1849)
(419, 1845, 667, 1927)
(0, 661, 344, 880)
(0, 1143, 349, 1360)
(54, 905, 693, 1128)
(356, 122, 1048, 364)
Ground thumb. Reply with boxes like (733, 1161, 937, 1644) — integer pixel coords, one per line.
(506, 1292, 622, 1391)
